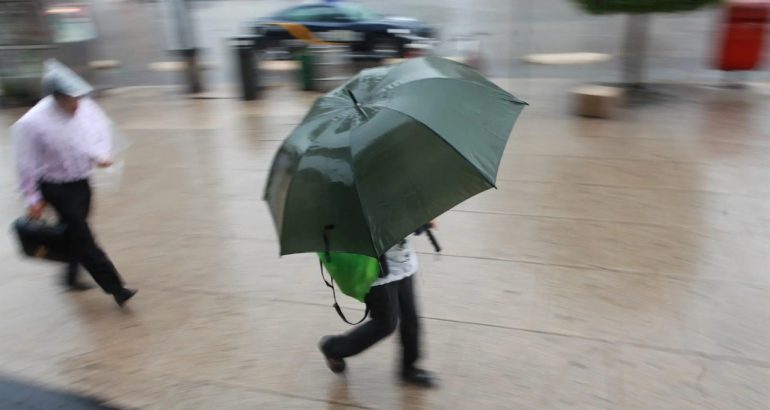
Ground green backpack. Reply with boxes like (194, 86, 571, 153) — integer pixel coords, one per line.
(317, 222, 441, 324)
(318, 252, 383, 324)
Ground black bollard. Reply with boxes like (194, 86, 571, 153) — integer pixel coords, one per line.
(233, 36, 259, 100)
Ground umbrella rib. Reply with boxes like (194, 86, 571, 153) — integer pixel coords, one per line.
(269, 108, 348, 255)
(346, 129, 380, 258)
(272, 148, 302, 255)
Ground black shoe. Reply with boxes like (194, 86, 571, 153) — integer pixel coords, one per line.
(401, 368, 437, 388)
(319, 336, 346, 374)
(113, 288, 137, 307)
(65, 281, 94, 292)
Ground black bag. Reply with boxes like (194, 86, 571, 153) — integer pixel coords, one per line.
(12, 218, 70, 263)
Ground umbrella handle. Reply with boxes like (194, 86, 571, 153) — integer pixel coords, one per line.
(425, 228, 441, 253)
(425, 228, 442, 253)
(415, 224, 441, 253)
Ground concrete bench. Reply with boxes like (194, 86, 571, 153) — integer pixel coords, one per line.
(570, 85, 624, 118)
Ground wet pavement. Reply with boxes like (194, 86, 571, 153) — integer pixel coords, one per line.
(1, 78, 770, 408)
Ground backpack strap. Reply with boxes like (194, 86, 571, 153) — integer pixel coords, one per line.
(377, 255, 389, 278)
(319, 258, 369, 325)
(322, 225, 334, 262)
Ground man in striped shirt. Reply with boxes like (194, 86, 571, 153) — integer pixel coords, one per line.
(12, 60, 137, 307)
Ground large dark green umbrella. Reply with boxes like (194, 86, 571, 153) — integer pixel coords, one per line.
(264, 56, 527, 258)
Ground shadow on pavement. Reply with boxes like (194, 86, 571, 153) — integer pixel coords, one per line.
(0, 373, 120, 410)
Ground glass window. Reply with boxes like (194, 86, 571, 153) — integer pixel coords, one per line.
(277, 6, 335, 22)
(335, 3, 380, 21)
(46, 3, 97, 43)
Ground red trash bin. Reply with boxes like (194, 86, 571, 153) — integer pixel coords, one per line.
(715, 0, 770, 71)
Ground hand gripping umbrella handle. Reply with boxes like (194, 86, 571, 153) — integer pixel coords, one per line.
(416, 224, 441, 253)
(425, 228, 441, 253)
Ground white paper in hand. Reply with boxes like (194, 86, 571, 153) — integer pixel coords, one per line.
(91, 125, 131, 193)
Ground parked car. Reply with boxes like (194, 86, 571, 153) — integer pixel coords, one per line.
(251, 2, 436, 59)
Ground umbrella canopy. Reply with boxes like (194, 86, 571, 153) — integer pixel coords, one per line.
(265, 56, 527, 258)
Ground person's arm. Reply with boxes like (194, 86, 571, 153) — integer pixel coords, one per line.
(84, 99, 113, 167)
(12, 121, 45, 217)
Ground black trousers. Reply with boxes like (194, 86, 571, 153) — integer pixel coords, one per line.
(326, 275, 420, 371)
(40, 179, 124, 294)
(61, 184, 91, 285)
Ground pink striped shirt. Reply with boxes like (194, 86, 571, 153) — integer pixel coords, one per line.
(12, 96, 112, 206)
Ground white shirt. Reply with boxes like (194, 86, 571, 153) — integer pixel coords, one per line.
(372, 236, 419, 287)
(13, 96, 112, 205)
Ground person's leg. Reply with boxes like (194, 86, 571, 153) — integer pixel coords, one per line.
(72, 181, 130, 297)
(397, 275, 436, 387)
(41, 182, 80, 263)
(398, 275, 419, 371)
(324, 282, 400, 359)
(42, 183, 84, 289)
(66, 181, 94, 286)
(63, 261, 84, 288)
(41, 181, 129, 299)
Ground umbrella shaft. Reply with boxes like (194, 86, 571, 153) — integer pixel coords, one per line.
(347, 89, 368, 119)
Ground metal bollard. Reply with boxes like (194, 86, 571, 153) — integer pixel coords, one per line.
(299, 45, 351, 92)
(232, 36, 259, 100)
(313, 45, 350, 93)
(298, 51, 316, 91)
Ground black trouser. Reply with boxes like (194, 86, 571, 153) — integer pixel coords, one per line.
(326, 275, 420, 371)
(61, 183, 91, 285)
(40, 179, 124, 294)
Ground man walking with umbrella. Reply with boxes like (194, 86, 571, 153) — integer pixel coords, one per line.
(12, 60, 137, 306)
(264, 57, 526, 387)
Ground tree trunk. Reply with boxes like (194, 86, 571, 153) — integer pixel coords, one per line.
(622, 14, 651, 87)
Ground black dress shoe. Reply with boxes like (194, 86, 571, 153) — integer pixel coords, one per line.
(319, 336, 346, 374)
(401, 367, 437, 388)
(65, 281, 94, 292)
(113, 288, 137, 307)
